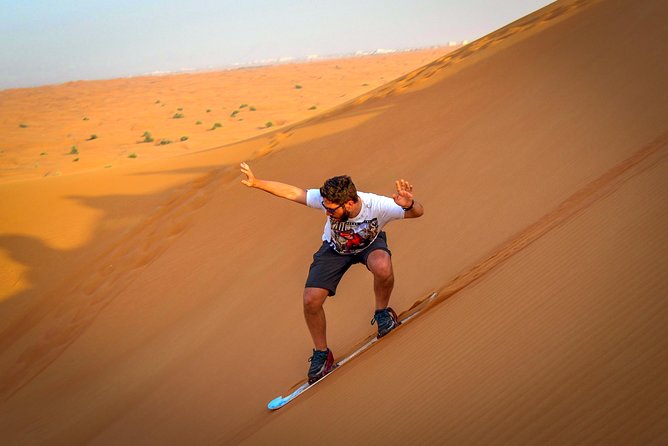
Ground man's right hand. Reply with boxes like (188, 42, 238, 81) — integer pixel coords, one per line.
(239, 162, 307, 205)
(240, 162, 256, 187)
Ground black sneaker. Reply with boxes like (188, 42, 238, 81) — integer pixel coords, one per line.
(371, 307, 401, 338)
(307, 348, 335, 384)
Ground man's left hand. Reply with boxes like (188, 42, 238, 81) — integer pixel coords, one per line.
(392, 179, 414, 208)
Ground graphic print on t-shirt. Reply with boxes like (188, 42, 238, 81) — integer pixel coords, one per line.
(329, 218, 379, 254)
(305, 189, 404, 253)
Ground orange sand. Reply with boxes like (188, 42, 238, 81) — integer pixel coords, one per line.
(1, 0, 667, 444)
(0, 47, 457, 184)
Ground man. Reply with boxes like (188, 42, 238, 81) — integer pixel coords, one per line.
(240, 162, 424, 383)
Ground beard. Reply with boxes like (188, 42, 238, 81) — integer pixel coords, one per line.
(331, 208, 350, 222)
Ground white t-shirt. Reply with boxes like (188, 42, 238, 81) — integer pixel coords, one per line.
(306, 189, 405, 254)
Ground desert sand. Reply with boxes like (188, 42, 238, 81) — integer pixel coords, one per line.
(1, 0, 667, 444)
(0, 47, 456, 184)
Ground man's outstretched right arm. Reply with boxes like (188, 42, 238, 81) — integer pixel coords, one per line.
(240, 162, 307, 205)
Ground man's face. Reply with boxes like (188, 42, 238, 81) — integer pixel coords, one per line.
(322, 198, 352, 222)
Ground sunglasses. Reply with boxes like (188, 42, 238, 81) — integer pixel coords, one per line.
(321, 201, 344, 214)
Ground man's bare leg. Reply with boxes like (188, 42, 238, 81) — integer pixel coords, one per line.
(366, 250, 394, 310)
(303, 287, 329, 350)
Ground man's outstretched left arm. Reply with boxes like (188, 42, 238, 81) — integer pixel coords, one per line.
(392, 179, 424, 219)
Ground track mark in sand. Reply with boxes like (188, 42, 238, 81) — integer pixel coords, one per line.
(254, 131, 295, 158)
(0, 166, 234, 403)
(413, 129, 668, 318)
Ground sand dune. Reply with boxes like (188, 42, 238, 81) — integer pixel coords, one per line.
(1, 0, 667, 444)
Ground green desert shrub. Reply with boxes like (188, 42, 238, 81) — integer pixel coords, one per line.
(142, 131, 154, 143)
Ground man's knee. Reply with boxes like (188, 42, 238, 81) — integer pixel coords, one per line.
(367, 250, 393, 280)
(303, 287, 328, 313)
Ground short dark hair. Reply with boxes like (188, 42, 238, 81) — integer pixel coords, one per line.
(320, 175, 358, 204)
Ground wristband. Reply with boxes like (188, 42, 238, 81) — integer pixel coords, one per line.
(402, 200, 415, 211)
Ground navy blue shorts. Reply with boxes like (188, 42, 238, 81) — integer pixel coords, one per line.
(305, 231, 392, 296)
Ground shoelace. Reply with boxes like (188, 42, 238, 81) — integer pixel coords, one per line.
(308, 349, 328, 365)
(371, 310, 393, 329)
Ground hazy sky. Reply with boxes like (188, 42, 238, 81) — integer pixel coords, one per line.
(0, 0, 552, 90)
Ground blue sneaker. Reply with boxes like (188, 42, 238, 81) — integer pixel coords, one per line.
(307, 348, 335, 384)
(371, 307, 400, 338)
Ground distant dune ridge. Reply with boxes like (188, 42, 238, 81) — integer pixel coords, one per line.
(1, 0, 668, 444)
